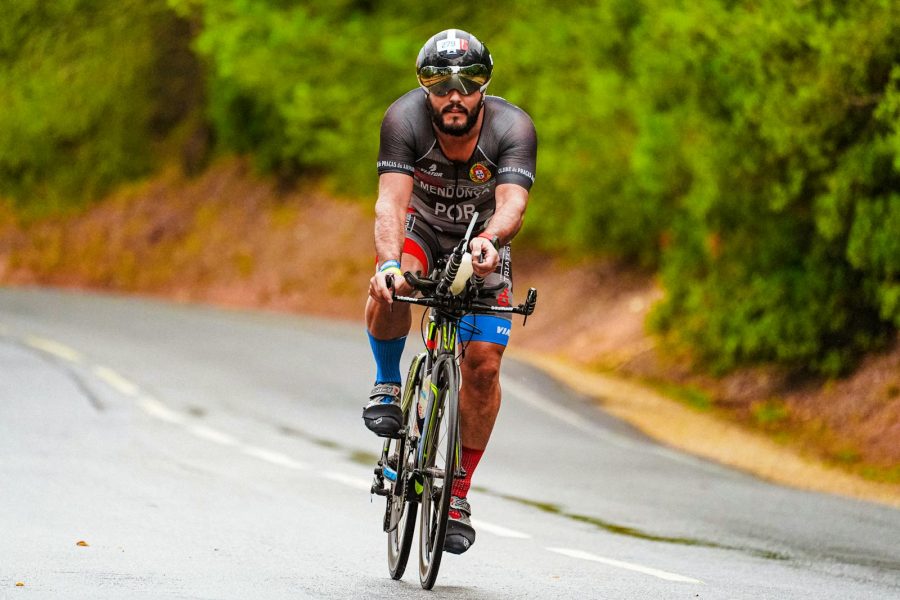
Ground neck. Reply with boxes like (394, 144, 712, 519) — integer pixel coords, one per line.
(434, 107, 485, 161)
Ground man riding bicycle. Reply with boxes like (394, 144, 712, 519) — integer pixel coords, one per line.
(363, 29, 537, 555)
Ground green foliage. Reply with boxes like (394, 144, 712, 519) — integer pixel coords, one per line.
(0, 0, 198, 212)
(168, 0, 546, 192)
(4, 0, 898, 375)
(642, 0, 900, 374)
(751, 398, 791, 428)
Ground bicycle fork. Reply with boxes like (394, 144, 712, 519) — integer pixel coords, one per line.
(416, 354, 465, 488)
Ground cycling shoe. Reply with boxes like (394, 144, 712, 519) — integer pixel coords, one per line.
(362, 383, 402, 438)
(443, 496, 476, 554)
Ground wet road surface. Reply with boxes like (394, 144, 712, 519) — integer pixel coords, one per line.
(1, 288, 898, 598)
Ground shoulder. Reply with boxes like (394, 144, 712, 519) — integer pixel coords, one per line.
(484, 95, 537, 146)
(484, 96, 535, 130)
(484, 95, 537, 150)
(382, 89, 430, 130)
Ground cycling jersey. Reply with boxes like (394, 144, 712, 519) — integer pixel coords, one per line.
(376, 90, 537, 237)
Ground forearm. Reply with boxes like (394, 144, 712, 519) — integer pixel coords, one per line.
(482, 183, 528, 245)
(373, 173, 413, 264)
(374, 201, 406, 264)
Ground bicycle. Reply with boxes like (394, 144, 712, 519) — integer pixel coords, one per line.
(369, 213, 537, 590)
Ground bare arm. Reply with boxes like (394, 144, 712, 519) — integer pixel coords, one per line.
(370, 173, 414, 303)
(482, 183, 529, 245)
(374, 172, 414, 263)
(469, 183, 529, 275)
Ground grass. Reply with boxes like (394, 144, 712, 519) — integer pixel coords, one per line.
(656, 382, 714, 411)
(858, 464, 900, 484)
(751, 398, 791, 428)
(831, 447, 862, 465)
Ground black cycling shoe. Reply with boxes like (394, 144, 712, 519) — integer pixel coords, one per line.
(443, 496, 476, 554)
(362, 383, 402, 438)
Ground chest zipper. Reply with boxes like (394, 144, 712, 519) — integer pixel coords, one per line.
(453, 163, 460, 225)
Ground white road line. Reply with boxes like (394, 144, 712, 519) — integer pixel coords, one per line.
(470, 518, 531, 539)
(134, 390, 532, 542)
(138, 396, 187, 425)
(188, 424, 239, 446)
(92, 365, 140, 396)
(324, 472, 373, 491)
(503, 377, 727, 473)
(503, 378, 639, 451)
(547, 547, 703, 584)
(23, 336, 83, 363)
(241, 445, 306, 470)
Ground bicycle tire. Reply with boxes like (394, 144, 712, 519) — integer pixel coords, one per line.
(418, 356, 459, 590)
(386, 353, 426, 579)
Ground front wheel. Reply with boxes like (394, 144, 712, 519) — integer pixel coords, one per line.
(418, 357, 459, 590)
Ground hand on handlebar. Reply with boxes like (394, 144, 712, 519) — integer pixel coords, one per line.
(469, 237, 499, 277)
(369, 268, 407, 304)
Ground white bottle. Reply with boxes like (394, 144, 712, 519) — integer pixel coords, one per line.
(450, 252, 474, 295)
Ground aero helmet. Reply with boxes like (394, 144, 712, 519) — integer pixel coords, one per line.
(416, 29, 493, 96)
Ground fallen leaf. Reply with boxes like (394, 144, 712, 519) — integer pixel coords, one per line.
(76, 540, 89, 547)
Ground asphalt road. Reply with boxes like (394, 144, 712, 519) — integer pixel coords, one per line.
(1, 288, 898, 599)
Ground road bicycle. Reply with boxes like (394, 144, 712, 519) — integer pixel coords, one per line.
(370, 214, 537, 589)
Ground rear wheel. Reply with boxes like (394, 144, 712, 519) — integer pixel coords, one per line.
(418, 358, 459, 590)
(386, 354, 426, 580)
(386, 434, 417, 580)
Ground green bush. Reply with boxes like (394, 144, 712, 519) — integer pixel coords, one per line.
(640, 0, 899, 374)
(4, 0, 897, 375)
(0, 0, 198, 213)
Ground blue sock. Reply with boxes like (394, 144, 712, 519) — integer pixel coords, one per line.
(367, 332, 406, 384)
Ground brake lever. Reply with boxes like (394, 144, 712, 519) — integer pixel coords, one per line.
(522, 287, 537, 325)
(471, 247, 488, 292)
(385, 273, 395, 311)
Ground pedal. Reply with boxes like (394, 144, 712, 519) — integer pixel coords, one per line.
(370, 469, 389, 497)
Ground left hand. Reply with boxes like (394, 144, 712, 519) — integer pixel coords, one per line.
(469, 237, 499, 276)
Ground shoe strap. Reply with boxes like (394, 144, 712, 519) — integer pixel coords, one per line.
(370, 383, 401, 400)
(450, 496, 471, 516)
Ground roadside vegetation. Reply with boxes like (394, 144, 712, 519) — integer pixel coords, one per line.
(1, 2, 898, 482)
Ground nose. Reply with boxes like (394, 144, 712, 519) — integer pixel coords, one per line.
(446, 89, 464, 102)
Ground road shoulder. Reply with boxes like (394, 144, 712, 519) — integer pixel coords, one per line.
(510, 348, 900, 509)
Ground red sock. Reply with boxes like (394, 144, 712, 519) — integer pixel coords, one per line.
(451, 446, 484, 500)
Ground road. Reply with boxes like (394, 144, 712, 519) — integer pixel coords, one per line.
(1, 288, 898, 599)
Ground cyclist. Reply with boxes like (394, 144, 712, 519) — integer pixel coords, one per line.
(363, 29, 537, 555)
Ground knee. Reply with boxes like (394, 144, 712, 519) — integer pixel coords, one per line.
(463, 355, 501, 391)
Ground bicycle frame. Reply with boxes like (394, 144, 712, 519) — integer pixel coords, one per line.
(416, 314, 462, 475)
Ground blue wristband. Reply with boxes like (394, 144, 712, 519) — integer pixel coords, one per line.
(378, 259, 401, 272)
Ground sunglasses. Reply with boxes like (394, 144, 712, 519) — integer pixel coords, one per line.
(417, 64, 491, 96)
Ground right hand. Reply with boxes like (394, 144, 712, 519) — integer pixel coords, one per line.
(368, 268, 405, 304)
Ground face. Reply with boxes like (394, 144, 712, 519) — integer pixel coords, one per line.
(426, 89, 483, 137)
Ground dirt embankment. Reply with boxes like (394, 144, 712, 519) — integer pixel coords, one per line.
(1, 158, 897, 505)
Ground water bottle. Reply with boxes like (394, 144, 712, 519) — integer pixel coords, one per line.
(450, 252, 474, 295)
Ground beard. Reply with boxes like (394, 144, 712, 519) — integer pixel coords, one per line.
(428, 96, 483, 136)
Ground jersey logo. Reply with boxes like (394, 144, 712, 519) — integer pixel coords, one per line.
(469, 162, 492, 184)
(497, 288, 511, 307)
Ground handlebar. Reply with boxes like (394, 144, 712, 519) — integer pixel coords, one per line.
(383, 211, 537, 322)
(389, 270, 537, 321)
